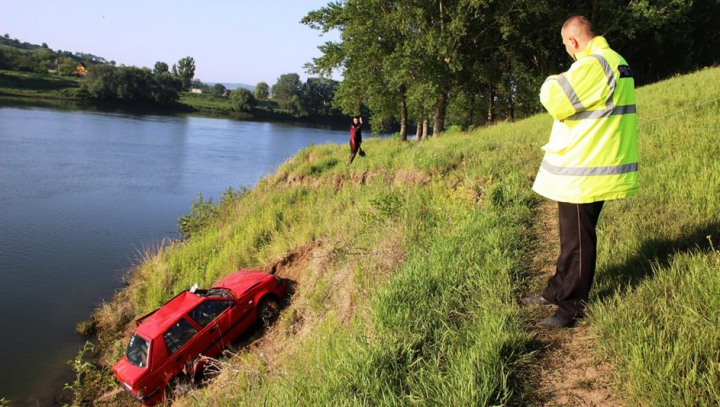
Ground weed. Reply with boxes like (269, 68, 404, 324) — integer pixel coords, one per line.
(177, 187, 244, 238)
(64, 342, 111, 407)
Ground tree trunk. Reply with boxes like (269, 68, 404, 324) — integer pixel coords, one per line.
(433, 89, 448, 137)
(422, 119, 429, 140)
(508, 91, 515, 122)
(467, 92, 475, 128)
(506, 57, 515, 122)
(399, 85, 408, 141)
(416, 121, 422, 142)
(487, 86, 495, 124)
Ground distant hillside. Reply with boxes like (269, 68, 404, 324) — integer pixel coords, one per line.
(209, 82, 255, 91)
(0, 34, 111, 65)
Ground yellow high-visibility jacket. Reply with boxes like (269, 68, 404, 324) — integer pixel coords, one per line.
(532, 36, 638, 204)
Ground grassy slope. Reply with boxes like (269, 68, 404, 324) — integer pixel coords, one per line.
(0, 69, 83, 98)
(590, 68, 720, 406)
(83, 67, 720, 407)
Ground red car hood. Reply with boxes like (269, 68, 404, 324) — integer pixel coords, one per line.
(212, 269, 271, 297)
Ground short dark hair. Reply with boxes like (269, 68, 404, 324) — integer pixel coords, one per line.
(563, 15, 595, 36)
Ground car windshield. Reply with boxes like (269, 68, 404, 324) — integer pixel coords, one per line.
(126, 334, 149, 368)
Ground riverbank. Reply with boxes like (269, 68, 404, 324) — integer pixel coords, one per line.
(63, 67, 720, 407)
(0, 106, 352, 406)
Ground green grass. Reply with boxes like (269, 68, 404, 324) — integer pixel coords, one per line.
(76, 67, 720, 407)
(589, 67, 720, 407)
(0, 69, 82, 97)
(178, 92, 235, 114)
(179, 92, 291, 119)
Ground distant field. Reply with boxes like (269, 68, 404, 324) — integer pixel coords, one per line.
(0, 70, 82, 97)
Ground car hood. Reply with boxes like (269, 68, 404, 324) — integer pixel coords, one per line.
(212, 269, 270, 297)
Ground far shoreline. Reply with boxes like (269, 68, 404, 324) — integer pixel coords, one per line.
(0, 70, 350, 130)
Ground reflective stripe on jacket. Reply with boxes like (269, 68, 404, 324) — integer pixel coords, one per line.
(532, 36, 639, 204)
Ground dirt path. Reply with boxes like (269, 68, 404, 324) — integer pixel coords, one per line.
(522, 201, 623, 407)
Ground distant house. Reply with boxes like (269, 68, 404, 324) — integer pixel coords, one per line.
(190, 88, 203, 94)
(75, 63, 87, 77)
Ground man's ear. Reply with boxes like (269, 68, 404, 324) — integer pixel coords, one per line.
(569, 37, 578, 50)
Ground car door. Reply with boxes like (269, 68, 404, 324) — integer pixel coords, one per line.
(211, 291, 256, 345)
(161, 316, 211, 376)
(187, 298, 234, 355)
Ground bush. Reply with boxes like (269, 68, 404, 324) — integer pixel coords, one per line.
(177, 193, 218, 239)
(177, 188, 245, 239)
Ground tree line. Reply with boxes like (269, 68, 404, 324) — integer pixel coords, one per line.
(302, 0, 720, 139)
(1, 34, 342, 117)
(79, 57, 197, 105)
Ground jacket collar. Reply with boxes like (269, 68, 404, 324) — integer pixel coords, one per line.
(575, 36, 609, 60)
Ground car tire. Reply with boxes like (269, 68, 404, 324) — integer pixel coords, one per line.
(257, 297, 280, 328)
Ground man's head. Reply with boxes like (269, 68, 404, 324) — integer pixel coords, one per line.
(561, 16, 595, 59)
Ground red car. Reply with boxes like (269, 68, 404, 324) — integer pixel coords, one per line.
(112, 269, 287, 405)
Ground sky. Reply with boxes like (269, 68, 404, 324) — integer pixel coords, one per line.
(1, 0, 341, 85)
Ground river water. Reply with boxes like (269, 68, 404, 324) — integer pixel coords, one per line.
(0, 99, 348, 406)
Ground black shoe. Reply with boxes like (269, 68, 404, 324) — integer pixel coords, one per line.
(520, 295, 554, 306)
(536, 313, 576, 329)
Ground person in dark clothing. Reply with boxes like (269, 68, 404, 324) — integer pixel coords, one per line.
(348, 116, 366, 164)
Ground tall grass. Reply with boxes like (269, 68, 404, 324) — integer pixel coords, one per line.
(590, 67, 720, 406)
(82, 67, 720, 407)
(161, 127, 542, 406)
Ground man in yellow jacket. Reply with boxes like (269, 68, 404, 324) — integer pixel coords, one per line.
(522, 16, 639, 329)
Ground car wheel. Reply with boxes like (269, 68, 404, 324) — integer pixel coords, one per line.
(165, 373, 193, 401)
(257, 297, 280, 328)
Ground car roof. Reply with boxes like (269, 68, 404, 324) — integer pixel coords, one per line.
(135, 291, 204, 338)
(133, 270, 272, 339)
(212, 269, 270, 295)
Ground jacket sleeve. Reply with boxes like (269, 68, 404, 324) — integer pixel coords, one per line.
(540, 57, 611, 121)
(540, 75, 574, 121)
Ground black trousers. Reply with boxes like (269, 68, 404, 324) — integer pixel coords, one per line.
(542, 200, 604, 319)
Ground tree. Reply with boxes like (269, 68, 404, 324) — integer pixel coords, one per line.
(254, 82, 269, 99)
(152, 73, 182, 104)
(153, 61, 169, 75)
(304, 0, 416, 139)
(305, 0, 720, 133)
(271, 73, 302, 110)
(58, 58, 78, 76)
(230, 88, 256, 112)
(82, 63, 181, 105)
(116, 66, 153, 102)
(211, 83, 227, 96)
(83, 64, 119, 100)
(0, 49, 9, 69)
(174, 56, 195, 90)
(298, 77, 338, 116)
